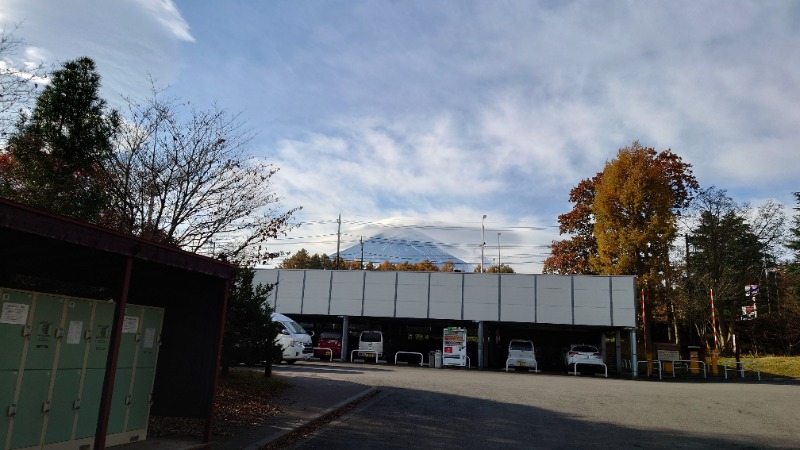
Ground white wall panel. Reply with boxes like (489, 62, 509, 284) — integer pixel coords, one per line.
(274, 270, 305, 314)
(302, 270, 331, 314)
(463, 274, 498, 321)
(612, 276, 636, 327)
(574, 277, 611, 326)
(330, 272, 364, 316)
(429, 273, 463, 320)
(536, 275, 573, 325)
(499, 274, 535, 323)
(396, 272, 429, 318)
(253, 269, 279, 309)
(363, 272, 396, 317)
(255, 269, 636, 329)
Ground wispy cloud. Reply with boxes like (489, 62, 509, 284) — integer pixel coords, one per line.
(2, 0, 799, 272)
(134, 0, 194, 42)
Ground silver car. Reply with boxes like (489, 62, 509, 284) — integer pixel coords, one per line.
(565, 344, 603, 370)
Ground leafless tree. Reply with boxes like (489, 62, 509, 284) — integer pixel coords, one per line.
(105, 87, 300, 263)
(750, 199, 787, 263)
(0, 24, 46, 142)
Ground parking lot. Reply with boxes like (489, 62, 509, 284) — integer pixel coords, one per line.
(273, 360, 800, 449)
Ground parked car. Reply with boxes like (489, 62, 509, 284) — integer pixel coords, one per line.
(564, 344, 604, 371)
(272, 313, 313, 364)
(506, 339, 538, 372)
(315, 331, 343, 359)
(357, 330, 384, 360)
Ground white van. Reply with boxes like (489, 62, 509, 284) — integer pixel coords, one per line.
(272, 313, 313, 364)
(505, 339, 538, 372)
(357, 330, 384, 360)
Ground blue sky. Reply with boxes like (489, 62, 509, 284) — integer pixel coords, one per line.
(2, 1, 799, 273)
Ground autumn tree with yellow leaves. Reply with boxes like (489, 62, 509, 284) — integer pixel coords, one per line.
(545, 141, 698, 341)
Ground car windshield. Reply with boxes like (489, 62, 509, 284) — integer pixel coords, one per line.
(284, 321, 308, 334)
(320, 332, 341, 340)
(510, 341, 533, 351)
(361, 332, 382, 342)
(572, 345, 598, 353)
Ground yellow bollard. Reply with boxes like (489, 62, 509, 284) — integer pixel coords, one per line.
(705, 351, 719, 376)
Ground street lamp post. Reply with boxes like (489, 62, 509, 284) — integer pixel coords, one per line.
(497, 232, 501, 272)
(481, 215, 487, 273)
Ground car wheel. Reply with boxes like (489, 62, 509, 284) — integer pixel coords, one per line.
(285, 360, 296, 365)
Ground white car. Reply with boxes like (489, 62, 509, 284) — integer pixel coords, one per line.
(565, 344, 603, 371)
(505, 339, 538, 372)
(272, 313, 313, 364)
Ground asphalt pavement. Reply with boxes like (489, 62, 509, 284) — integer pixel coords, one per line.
(123, 361, 800, 449)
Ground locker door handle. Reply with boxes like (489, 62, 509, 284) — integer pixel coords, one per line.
(74, 399, 81, 410)
(7, 404, 16, 416)
(42, 401, 51, 413)
(125, 394, 132, 406)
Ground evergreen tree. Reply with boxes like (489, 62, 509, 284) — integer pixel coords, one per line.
(684, 188, 765, 349)
(1, 57, 119, 221)
(222, 266, 281, 377)
(789, 192, 800, 275)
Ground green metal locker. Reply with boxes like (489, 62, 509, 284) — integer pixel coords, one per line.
(0, 289, 33, 449)
(1, 290, 164, 449)
(107, 304, 141, 437)
(126, 307, 163, 432)
(74, 300, 114, 440)
(0, 371, 17, 450)
(106, 368, 132, 435)
(44, 297, 94, 445)
(10, 294, 64, 450)
(72, 369, 104, 440)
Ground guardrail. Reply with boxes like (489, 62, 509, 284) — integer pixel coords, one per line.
(569, 362, 607, 378)
(637, 360, 663, 380)
(350, 349, 380, 363)
(723, 361, 761, 380)
(311, 347, 336, 361)
(394, 351, 425, 366)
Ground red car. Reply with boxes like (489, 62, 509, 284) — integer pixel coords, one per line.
(315, 331, 343, 359)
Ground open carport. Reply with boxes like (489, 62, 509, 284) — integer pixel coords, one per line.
(254, 269, 639, 374)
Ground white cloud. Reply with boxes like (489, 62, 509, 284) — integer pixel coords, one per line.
(3, 1, 800, 273)
(134, 0, 194, 42)
(0, 0, 193, 107)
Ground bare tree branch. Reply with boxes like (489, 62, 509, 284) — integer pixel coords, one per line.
(105, 85, 300, 263)
(0, 23, 47, 142)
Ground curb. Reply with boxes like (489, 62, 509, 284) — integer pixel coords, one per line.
(244, 387, 378, 450)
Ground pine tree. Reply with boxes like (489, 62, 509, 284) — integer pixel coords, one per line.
(1, 57, 119, 222)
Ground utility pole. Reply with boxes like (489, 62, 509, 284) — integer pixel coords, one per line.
(497, 232, 501, 272)
(360, 236, 364, 270)
(335, 214, 341, 270)
(481, 215, 486, 273)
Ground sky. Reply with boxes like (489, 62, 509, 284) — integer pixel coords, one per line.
(2, 1, 799, 273)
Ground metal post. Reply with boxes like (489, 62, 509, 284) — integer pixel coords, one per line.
(340, 315, 349, 362)
(478, 321, 485, 369)
(600, 332, 607, 364)
(630, 328, 638, 378)
(335, 214, 341, 270)
(615, 329, 622, 374)
(481, 215, 486, 273)
(94, 256, 133, 449)
(497, 232, 501, 271)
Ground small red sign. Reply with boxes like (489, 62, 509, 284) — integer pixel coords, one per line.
(444, 347, 453, 353)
